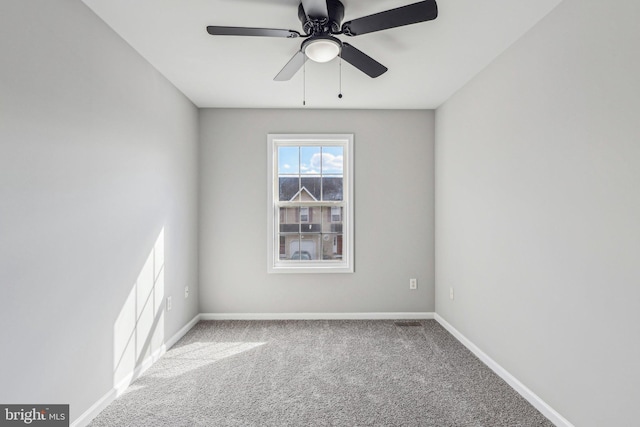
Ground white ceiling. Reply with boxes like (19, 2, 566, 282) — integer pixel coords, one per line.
(82, 0, 562, 109)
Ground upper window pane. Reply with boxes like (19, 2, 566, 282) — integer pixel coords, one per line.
(278, 146, 299, 175)
(279, 177, 297, 201)
(321, 146, 344, 175)
(300, 177, 321, 200)
(278, 146, 344, 201)
(300, 146, 321, 175)
(322, 177, 343, 201)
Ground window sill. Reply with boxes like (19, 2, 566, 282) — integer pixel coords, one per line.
(268, 263, 354, 274)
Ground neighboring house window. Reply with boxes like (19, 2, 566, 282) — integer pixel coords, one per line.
(300, 207, 309, 223)
(267, 134, 354, 273)
(331, 206, 341, 222)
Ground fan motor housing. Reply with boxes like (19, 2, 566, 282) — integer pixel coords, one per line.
(298, 0, 345, 35)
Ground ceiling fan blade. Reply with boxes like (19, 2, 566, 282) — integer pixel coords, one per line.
(274, 51, 307, 81)
(340, 43, 387, 78)
(207, 26, 300, 38)
(341, 0, 438, 37)
(301, 0, 329, 19)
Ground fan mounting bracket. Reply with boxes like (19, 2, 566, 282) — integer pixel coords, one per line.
(298, 0, 345, 36)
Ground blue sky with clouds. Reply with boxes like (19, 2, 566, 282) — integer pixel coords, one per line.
(278, 146, 343, 176)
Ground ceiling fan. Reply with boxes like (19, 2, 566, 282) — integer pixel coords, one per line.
(206, 0, 438, 81)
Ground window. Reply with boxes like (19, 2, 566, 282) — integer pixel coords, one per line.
(267, 134, 354, 273)
(300, 207, 309, 223)
(331, 206, 341, 223)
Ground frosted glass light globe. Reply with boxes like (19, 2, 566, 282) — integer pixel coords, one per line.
(305, 39, 341, 63)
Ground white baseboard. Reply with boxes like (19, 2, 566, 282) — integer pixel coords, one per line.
(434, 314, 573, 427)
(113, 344, 166, 397)
(71, 313, 201, 427)
(112, 314, 202, 396)
(200, 312, 434, 320)
(166, 314, 201, 349)
(70, 388, 116, 427)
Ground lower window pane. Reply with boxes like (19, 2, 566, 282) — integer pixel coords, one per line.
(278, 205, 344, 262)
(322, 234, 343, 260)
(297, 234, 321, 260)
(279, 234, 321, 260)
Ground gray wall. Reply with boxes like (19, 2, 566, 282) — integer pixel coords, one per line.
(199, 109, 434, 314)
(435, 0, 640, 425)
(0, 1, 199, 423)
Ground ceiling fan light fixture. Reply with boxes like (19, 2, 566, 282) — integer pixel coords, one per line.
(207, 0, 440, 81)
(304, 37, 341, 63)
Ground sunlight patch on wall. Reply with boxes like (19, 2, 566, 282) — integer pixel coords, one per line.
(113, 228, 166, 388)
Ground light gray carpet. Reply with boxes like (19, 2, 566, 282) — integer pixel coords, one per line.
(89, 320, 553, 426)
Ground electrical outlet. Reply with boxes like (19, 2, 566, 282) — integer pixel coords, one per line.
(450, 287, 454, 300)
(409, 278, 417, 290)
(166, 296, 172, 311)
(184, 286, 189, 299)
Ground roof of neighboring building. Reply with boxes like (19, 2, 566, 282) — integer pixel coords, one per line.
(279, 177, 343, 201)
(289, 186, 317, 202)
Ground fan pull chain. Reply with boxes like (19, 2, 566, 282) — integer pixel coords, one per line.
(303, 57, 306, 106)
(338, 56, 343, 99)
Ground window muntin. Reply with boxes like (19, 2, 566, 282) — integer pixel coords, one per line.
(268, 134, 353, 273)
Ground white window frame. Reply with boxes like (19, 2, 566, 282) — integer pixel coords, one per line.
(267, 133, 354, 274)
